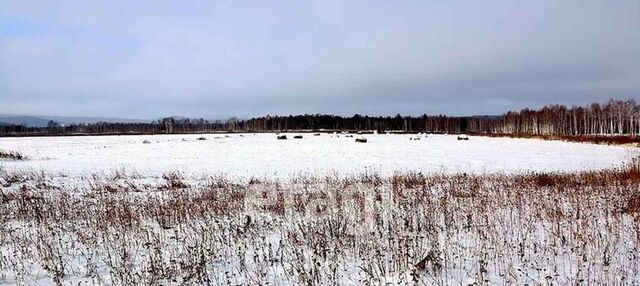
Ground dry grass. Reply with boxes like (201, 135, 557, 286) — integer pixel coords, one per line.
(1, 163, 640, 284)
(0, 150, 25, 160)
(472, 132, 640, 146)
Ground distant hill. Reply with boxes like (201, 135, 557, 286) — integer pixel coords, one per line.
(0, 115, 150, 127)
(45, 116, 151, 125)
(0, 115, 54, 127)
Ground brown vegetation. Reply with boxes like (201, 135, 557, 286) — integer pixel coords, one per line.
(1, 162, 640, 284)
(472, 132, 640, 145)
(0, 150, 24, 160)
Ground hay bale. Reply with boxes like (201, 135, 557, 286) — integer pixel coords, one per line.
(277, 135, 287, 140)
(457, 135, 469, 140)
(355, 137, 367, 143)
(293, 135, 303, 139)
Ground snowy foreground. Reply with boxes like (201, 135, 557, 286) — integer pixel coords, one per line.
(1, 134, 639, 285)
(0, 133, 636, 177)
(1, 167, 639, 285)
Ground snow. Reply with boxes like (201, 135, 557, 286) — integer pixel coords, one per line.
(1, 133, 639, 285)
(0, 133, 636, 177)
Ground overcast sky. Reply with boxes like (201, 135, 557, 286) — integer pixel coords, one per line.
(1, 0, 638, 119)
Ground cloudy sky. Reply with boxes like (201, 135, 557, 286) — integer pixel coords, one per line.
(0, 0, 638, 119)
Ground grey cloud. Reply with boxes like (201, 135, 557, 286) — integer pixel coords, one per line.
(0, 0, 638, 119)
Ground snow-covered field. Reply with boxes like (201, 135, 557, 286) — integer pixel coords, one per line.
(0, 133, 635, 177)
(2, 134, 639, 285)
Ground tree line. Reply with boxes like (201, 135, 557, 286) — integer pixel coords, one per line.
(1, 99, 638, 137)
(467, 99, 640, 136)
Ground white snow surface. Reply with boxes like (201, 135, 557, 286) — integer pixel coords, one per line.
(0, 133, 636, 177)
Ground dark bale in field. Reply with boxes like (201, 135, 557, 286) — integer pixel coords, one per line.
(457, 135, 469, 141)
(355, 138, 367, 143)
(197, 137, 207, 141)
(314, 133, 321, 136)
(277, 135, 287, 140)
(294, 135, 303, 139)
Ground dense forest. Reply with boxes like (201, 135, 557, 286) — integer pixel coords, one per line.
(467, 99, 640, 136)
(1, 99, 638, 137)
